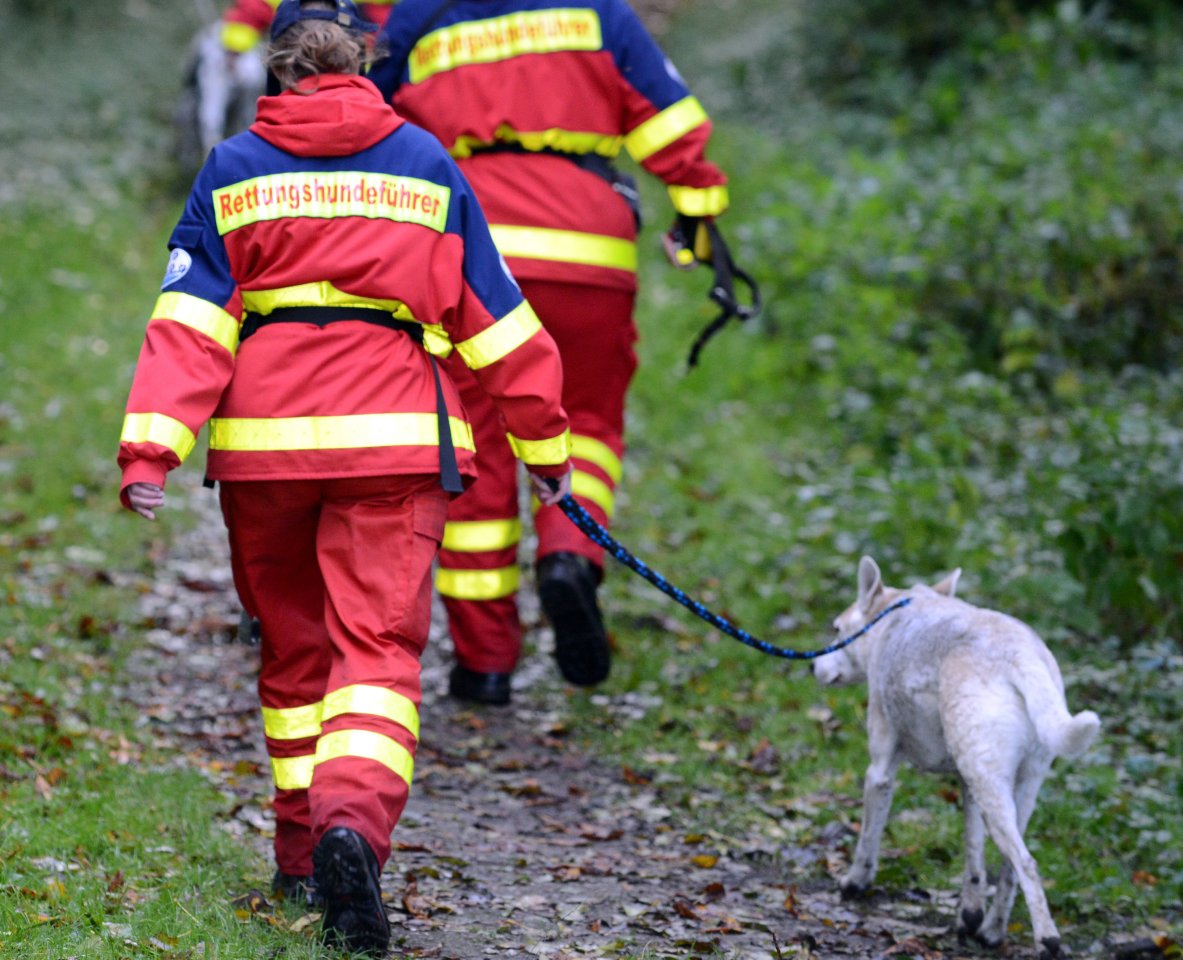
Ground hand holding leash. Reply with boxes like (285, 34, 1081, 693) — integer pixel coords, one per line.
(664, 216, 763, 368)
(533, 469, 572, 506)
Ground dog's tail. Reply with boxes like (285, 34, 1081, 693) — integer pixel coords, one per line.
(1018, 666, 1101, 758)
(1053, 709, 1101, 758)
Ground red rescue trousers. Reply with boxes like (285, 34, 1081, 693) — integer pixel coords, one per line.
(220, 474, 448, 875)
(436, 280, 637, 674)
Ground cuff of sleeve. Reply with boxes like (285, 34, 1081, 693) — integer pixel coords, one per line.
(506, 428, 571, 467)
(525, 461, 571, 480)
(120, 460, 168, 510)
(668, 183, 730, 218)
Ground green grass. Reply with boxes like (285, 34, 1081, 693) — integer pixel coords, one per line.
(0, 203, 329, 958)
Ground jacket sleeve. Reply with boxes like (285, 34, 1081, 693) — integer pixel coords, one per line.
(605, 0, 729, 219)
(434, 169, 572, 479)
(117, 161, 243, 506)
(221, 0, 277, 53)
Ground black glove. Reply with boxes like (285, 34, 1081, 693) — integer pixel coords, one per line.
(662, 214, 714, 271)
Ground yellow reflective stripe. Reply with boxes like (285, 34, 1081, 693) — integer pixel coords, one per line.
(436, 565, 520, 600)
(120, 413, 197, 463)
(240, 283, 416, 321)
(452, 130, 622, 160)
(490, 225, 637, 272)
(221, 22, 261, 53)
(271, 754, 315, 791)
(409, 9, 602, 84)
(571, 434, 622, 483)
(573, 469, 615, 518)
(442, 518, 522, 553)
(262, 702, 322, 741)
(213, 172, 451, 235)
(208, 413, 475, 453)
(506, 428, 571, 466)
(454, 300, 542, 370)
(316, 729, 414, 786)
(625, 96, 709, 162)
(324, 684, 420, 741)
(667, 184, 730, 218)
(153, 291, 240, 356)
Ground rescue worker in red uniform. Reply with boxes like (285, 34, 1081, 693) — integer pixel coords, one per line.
(118, 1, 571, 952)
(369, 0, 730, 705)
(220, 0, 398, 54)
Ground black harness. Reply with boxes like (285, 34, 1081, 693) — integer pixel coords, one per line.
(238, 306, 464, 493)
(466, 143, 643, 229)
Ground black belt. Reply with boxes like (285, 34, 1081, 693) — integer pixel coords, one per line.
(239, 306, 423, 343)
(467, 143, 642, 229)
(234, 305, 463, 494)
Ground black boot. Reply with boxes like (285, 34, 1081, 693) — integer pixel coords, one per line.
(537, 551, 610, 686)
(313, 826, 390, 956)
(448, 664, 512, 706)
(271, 869, 320, 908)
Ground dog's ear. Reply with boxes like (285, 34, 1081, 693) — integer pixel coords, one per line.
(931, 568, 961, 597)
(857, 556, 883, 612)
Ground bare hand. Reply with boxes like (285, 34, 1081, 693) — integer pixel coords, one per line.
(530, 469, 571, 507)
(126, 482, 165, 520)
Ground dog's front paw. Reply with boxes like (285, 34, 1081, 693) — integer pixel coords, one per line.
(839, 879, 871, 900)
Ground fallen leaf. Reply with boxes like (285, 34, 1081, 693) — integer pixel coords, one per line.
(34, 775, 53, 801)
(229, 890, 271, 915)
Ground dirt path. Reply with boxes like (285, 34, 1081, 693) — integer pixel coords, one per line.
(122, 478, 969, 960)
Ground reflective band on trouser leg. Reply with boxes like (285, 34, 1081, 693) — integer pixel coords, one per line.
(437, 522, 523, 674)
(315, 729, 414, 785)
(442, 518, 522, 553)
(272, 752, 316, 790)
(323, 684, 420, 741)
(436, 565, 520, 600)
(572, 470, 615, 519)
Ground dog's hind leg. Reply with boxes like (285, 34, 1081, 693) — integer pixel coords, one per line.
(955, 777, 988, 944)
(977, 763, 1055, 954)
(972, 766, 1062, 959)
(842, 705, 900, 897)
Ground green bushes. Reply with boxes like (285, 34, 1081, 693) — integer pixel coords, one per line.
(657, 0, 1183, 648)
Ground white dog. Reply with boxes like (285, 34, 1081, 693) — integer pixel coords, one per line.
(813, 556, 1100, 960)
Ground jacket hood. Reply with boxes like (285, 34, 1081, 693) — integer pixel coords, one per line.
(251, 74, 402, 156)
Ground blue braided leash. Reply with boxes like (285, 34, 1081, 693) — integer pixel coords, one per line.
(554, 493, 911, 660)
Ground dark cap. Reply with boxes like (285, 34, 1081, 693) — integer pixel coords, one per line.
(270, 0, 378, 40)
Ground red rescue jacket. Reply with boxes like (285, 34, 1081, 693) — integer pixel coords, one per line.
(369, 0, 730, 293)
(118, 74, 570, 504)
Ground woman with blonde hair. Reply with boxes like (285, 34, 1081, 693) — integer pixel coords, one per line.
(118, 0, 571, 951)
